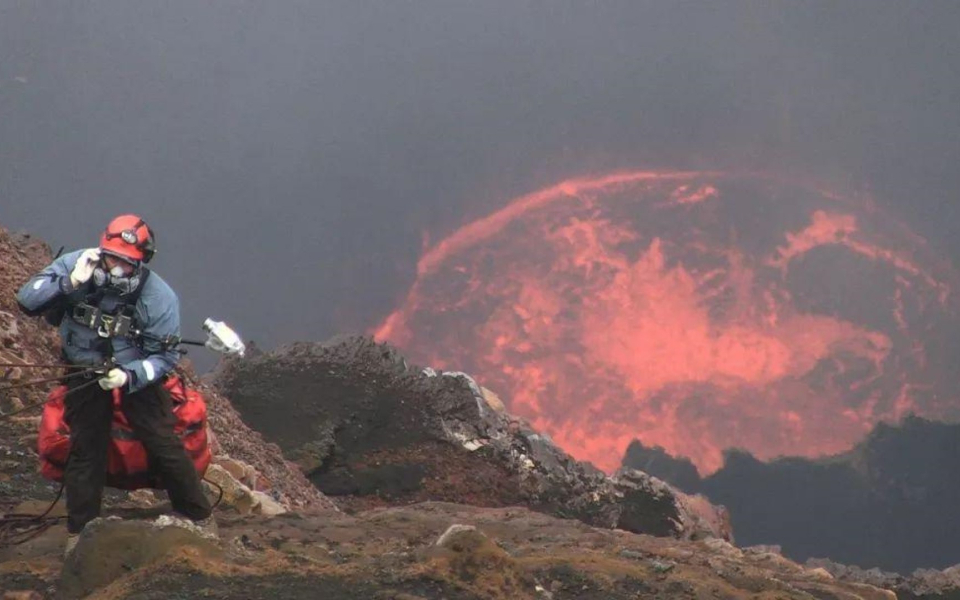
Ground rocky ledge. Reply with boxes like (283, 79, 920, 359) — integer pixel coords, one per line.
(213, 336, 730, 541)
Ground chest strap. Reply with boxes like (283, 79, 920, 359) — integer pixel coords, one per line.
(69, 268, 151, 339)
(71, 304, 137, 338)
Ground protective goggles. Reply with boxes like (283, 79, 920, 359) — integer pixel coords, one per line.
(99, 250, 138, 268)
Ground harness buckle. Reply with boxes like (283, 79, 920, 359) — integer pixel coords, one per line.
(97, 314, 115, 338)
(112, 315, 134, 338)
(72, 304, 100, 328)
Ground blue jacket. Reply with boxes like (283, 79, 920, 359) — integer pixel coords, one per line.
(16, 249, 181, 393)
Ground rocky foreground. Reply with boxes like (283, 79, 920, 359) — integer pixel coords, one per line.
(0, 226, 958, 598)
(1, 499, 926, 600)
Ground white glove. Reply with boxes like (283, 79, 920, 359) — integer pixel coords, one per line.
(98, 368, 129, 390)
(70, 248, 101, 287)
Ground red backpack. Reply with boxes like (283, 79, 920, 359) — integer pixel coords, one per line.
(37, 373, 212, 490)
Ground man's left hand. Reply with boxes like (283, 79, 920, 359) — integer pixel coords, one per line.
(98, 368, 129, 390)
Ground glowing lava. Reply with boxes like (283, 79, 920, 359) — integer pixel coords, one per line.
(375, 171, 960, 474)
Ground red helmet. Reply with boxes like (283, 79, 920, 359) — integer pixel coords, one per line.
(99, 214, 156, 263)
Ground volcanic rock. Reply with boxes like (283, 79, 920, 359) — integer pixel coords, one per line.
(622, 439, 703, 492)
(213, 335, 730, 540)
(58, 515, 221, 599)
(181, 363, 335, 512)
(625, 416, 960, 572)
(6, 501, 923, 600)
(806, 557, 960, 599)
(3, 592, 43, 600)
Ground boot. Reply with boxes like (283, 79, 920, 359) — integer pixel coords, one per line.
(191, 514, 218, 540)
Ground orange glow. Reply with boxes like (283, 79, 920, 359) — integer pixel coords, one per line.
(373, 171, 960, 474)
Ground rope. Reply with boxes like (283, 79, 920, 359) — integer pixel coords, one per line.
(0, 367, 103, 395)
(203, 476, 225, 510)
(0, 484, 65, 547)
(0, 375, 113, 546)
(0, 362, 84, 369)
(0, 472, 222, 548)
(0, 376, 104, 421)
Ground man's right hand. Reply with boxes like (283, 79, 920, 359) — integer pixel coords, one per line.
(69, 248, 101, 288)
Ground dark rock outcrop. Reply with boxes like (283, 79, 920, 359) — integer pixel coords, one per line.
(213, 335, 730, 540)
(806, 557, 960, 600)
(623, 417, 960, 572)
(622, 439, 703, 492)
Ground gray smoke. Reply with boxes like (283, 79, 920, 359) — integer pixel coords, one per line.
(2, 1, 959, 370)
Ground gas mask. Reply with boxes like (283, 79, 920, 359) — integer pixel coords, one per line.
(93, 257, 142, 295)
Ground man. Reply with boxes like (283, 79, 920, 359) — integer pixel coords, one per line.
(17, 214, 213, 555)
